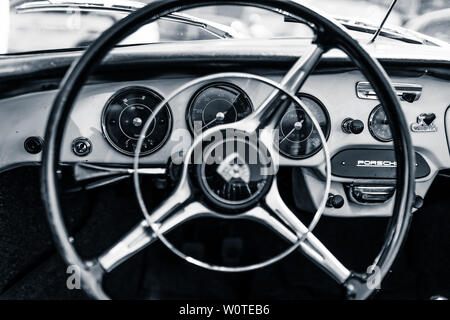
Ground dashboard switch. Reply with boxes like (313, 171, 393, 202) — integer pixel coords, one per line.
(327, 194, 345, 209)
(72, 137, 92, 157)
(24, 136, 44, 154)
(342, 118, 364, 134)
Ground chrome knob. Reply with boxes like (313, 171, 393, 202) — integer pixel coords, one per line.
(342, 118, 364, 134)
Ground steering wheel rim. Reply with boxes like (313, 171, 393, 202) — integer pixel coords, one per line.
(41, 0, 415, 300)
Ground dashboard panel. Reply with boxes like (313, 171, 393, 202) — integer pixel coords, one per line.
(0, 68, 449, 217)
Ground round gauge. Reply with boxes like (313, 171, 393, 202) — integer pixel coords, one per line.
(277, 94, 330, 159)
(102, 87, 172, 156)
(187, 82, 253, 134)
(368, 105, 392, 142)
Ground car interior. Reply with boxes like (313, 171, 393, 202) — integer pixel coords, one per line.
(0, 0, 449, 300)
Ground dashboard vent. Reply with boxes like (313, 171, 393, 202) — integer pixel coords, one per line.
(356, 81, 422, 103)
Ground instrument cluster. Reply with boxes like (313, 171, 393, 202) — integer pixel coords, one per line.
(101, 84, 330, 159)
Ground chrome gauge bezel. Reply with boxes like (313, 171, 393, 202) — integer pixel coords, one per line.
(186, 81, 254, 135)
(368, 104, 393, 143)
(276, 93, 331, 160)
(101, 86, 173, 156)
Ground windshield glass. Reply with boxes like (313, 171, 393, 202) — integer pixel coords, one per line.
(1, 0, 449, 54)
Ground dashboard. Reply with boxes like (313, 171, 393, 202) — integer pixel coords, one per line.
(0, 41, 450, 218)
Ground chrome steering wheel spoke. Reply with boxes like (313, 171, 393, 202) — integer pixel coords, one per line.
(233, 45, 325, 133)
(141, 173, 193, 224)
(262, 177, 351, 284)
(98, 201, 212, 273)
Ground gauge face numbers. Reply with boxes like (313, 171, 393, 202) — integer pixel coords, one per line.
(102, 87, 172, 156)
(188, 82, 253, 134)
(368, 105, 392, 142)
(277, 95, 330, 159)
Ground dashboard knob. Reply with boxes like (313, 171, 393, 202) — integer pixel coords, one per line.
(342, 118, 364, 134)
(24, 136, 44, 154)
(72, 137, 92, 157)
(327, 194, 345, 209)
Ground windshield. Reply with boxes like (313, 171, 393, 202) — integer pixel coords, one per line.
(1, 0, 449, 54)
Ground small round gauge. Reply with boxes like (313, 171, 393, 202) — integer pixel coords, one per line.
(102, 87, 172, 156)
(368, 105, 392, 142)
(187, 82, 253, 134)
(277, 94, 330, 159)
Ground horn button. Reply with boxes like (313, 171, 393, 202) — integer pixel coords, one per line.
(196, 136, 274, 212)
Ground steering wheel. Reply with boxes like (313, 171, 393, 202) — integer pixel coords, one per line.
(41, 0, 415, 300)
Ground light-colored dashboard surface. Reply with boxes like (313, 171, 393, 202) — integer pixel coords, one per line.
(1, 70, 449, 216)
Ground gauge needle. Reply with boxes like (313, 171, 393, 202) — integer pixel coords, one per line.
(201, 118, 218, 130)
(201, 111, 227, 130)
(280, 120, 304, 144)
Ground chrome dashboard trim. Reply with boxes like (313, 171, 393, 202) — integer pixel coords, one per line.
(356, 81, 422, 102)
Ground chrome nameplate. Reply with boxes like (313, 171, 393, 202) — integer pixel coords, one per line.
(356, 160, 397, 168)
(356, 81, 422, 103)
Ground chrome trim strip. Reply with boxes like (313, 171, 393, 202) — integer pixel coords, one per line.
(356, 81, 422, 102)
(347, 185, 396, 205)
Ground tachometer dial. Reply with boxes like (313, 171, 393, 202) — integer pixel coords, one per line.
(187, 82, 253, 134)
(102, 87, 172, 156)
(277, 94, 330, 159)
(368, 105, 392, 142)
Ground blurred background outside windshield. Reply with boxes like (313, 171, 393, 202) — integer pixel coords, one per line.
(1, 0, 449, 54)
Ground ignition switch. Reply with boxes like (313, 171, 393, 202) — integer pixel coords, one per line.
(72, 137, 92, 157)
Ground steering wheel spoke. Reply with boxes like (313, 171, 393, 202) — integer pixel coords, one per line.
(239, 44, 325, 133)
(142, 175, 193, 224)
(98, 220, 153, 273)
(262, 177, 351, 284)
(98, 201, 212, 273)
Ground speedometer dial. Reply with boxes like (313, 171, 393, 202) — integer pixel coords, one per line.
(276, 94, 330, 159)
(368, 105, 392, 142)
(102, 87, 172, 156)
(187, 82, 253, 135)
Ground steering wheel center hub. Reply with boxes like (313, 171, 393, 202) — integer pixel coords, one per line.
(196, 136, 274, 211)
